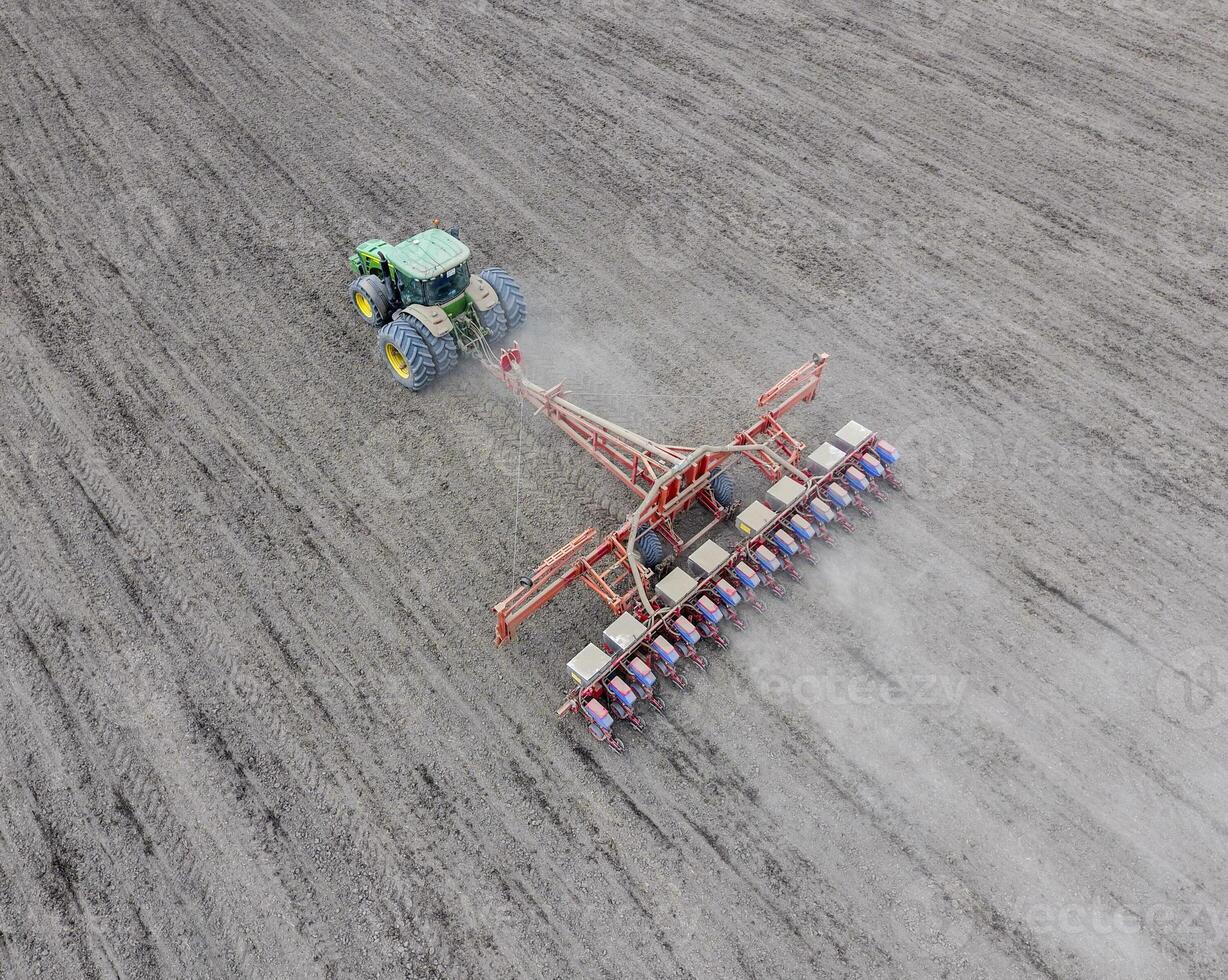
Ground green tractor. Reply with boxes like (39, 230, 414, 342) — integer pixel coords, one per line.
(346, 224, 526, 391)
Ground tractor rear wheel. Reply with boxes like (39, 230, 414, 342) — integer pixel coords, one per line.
(377, 316, 436, 391)
(476, 300, 508, 343)
(479, 267, 526, 330)
(350, 274, 392, 327)
(419, 323, 459, 375)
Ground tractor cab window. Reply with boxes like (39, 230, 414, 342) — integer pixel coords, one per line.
(395, 271, 424, 305)
(422, 262, 470, 305)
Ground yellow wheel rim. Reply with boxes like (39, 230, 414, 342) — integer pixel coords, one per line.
(385, 343, 409, 379)
(355, 291, 374, 319)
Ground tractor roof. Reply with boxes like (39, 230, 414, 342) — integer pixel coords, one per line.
(386, 228, 471, 279)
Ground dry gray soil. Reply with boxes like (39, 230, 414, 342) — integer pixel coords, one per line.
(1, 0, 1227, 977)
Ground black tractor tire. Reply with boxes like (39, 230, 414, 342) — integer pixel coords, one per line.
(636, 527, 665, 567)
(419, 323, 459, 375)
(711, 469, 735, 508)
(479, 267, 527, 330)
(377, 315, 436, 391)
(350, 274, 392, 328)
(476, 300, 508, 343)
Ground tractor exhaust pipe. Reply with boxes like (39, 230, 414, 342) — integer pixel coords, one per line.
(378, 250, 401, 307)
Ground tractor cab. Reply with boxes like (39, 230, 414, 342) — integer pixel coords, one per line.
(351, 228, 472, 308)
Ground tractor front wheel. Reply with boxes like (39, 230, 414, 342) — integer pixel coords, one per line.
(351, 274, 392, 328)
(377, 316, 436, 391)
(479, 267, 526, 331)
